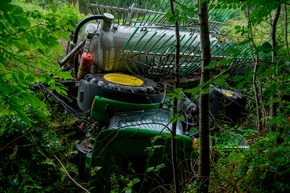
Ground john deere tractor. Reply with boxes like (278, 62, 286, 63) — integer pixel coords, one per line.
(59, 3, 249, 191)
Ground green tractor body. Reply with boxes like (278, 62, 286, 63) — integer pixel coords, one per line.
(90, 96, 162, 122)
(75, 93, 248, 192)
(87, 110, 195, 192)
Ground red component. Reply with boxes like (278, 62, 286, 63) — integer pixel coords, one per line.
(77, 122, 85, 130)
(77, 52, 94, 80)
(192, 139, 197, 147)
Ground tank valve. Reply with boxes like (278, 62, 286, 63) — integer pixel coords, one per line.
(101, 13, 114, 32)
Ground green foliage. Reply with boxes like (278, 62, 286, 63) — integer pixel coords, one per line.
(178, 1, 290, 192)
(165, 1, 199, 24)
(0, 99, 82, 193)
(210, 131, 290, 193)
(207, 1, 290, 132)
(0, 0, 84, 124)
(216, 0, 282, 25)
(0, 1, 87, 192)
(109, 164, 140, 193)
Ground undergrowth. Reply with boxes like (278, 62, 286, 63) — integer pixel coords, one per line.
(0, 93, 86, 193)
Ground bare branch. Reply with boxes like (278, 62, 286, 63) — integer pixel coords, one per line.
(54, 155, 90, 193)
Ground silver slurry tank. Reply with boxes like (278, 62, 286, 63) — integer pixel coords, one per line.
(87, 13, 218, 78)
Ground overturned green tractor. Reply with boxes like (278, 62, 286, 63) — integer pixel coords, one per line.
(59, 9, 249, 192)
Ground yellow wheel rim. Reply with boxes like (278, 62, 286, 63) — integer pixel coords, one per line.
(222, 91, 233, 97)
(104, 73, 144, 86)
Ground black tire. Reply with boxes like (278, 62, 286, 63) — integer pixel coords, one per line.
(84, 73, 166, 104)
(210, 87, 247, 125)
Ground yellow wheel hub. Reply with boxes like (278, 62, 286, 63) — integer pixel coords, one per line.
(104, 73, 144, 86)
(222, 91, 233, 97)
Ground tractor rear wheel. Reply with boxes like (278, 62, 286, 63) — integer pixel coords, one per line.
(84, 73, 166, 104)
(210, 87, 247, 125)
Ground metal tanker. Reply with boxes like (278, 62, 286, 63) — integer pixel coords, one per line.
(61, 13, 219, 79)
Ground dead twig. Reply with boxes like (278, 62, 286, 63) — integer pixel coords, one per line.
(54, 155, 90, 193)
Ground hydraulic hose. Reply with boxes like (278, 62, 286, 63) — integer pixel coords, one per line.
(73, 15, 104, 44)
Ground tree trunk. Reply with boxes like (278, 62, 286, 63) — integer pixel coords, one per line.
(198, 1, 211, 193)
(269, 5, 281, 131)
(284, 4, 290, 56)
(170, 0, 180, 192)
(245, 5, 263, 132)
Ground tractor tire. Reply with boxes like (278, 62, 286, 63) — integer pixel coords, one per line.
(210, 87, 247, 125)
(84, 73, 166, 104)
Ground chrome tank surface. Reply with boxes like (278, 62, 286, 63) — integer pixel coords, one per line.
(85, 13, 218, 78)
